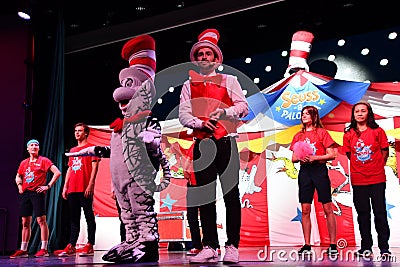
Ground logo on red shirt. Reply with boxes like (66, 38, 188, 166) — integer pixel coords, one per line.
(72, 157, 83, 172)
(24, 167, 35, 183)
(354, 138, 372, 163)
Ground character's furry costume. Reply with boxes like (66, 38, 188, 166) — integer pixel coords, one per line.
(67, 35, 170, 263)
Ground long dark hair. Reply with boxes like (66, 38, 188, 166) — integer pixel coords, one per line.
(301, 105, 324, 132)
(345, 101, 379, 135)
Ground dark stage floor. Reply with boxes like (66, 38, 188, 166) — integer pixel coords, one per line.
(0, 246, 398, 266)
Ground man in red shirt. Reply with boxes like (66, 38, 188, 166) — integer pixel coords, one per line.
(10, 139, 61, 258)
(55, 123, 100, 257)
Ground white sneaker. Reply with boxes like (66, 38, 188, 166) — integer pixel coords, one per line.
(223, 244, 239, 263)
(189, 246, 218, 263)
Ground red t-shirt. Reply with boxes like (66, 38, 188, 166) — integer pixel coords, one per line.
(342, 127, 388, 185)
(67, 143, 99, 194)
(290, 127, 335, 159)
(18, 156, 54, 191)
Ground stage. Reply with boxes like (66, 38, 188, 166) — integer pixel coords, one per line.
(0, 246, 398, 266)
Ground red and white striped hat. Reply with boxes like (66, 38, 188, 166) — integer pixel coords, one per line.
(119, 34, 156, 82)
(285, 31, 314, 77)
(190, 28, 223, 64)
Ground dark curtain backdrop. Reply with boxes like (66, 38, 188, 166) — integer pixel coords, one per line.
(29, 6, 64, 253)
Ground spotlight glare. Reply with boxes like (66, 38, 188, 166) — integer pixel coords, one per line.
(242, 89, 248, 96)
(157, 98, 163, 104)
(217, 65, 224, 71)
(265, 66, 272, 72)
(168, 86, 174, 93)
(253, 78, 260, 84)
(281, 50, 288, 57)
(328, 55, 335, 61)
(245, 57, 252, 64)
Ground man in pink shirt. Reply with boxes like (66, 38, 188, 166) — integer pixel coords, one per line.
(179, 28, 248, 264)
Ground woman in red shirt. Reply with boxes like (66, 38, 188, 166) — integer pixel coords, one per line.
(343, 101, 391, 257)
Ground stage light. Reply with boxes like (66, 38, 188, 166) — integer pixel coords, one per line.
(361, 48, 369, 56)
(176, 1, 185, 8)
(388, 32, 397, 40)
(337, 39, 345, 46)
(18, 0, 31, 20)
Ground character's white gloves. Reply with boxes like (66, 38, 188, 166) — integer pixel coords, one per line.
(138, 125, 161, 150)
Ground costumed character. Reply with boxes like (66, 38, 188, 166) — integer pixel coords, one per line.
(66, 35, 171, 263)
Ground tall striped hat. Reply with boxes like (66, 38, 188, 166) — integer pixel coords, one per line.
(190, 28, 223, 64)
(120, 34, 156, 82)
(285, 31, 314, 76)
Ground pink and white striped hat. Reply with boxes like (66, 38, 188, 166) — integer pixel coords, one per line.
(285, 31, 314, 76)
(120, 34, 156, 82)
(190, 28, 223, 64)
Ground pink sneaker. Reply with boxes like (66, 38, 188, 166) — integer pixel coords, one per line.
(189, 246, 218, 263)
(223, 244, 239, 263)
(10, 250, 28, 259)
(34, 249, 49, 257)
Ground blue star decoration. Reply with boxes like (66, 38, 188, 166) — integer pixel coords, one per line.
(386, 202, 395, 219)
(160, 193, 177, 212)
(291, 207, 302, 223)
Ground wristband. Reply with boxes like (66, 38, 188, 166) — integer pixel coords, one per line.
(223, 109, 226, 116)
(47, 184, 51, 189)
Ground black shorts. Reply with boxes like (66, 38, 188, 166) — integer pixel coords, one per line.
(298, 163, 332, 204)
(20, 191, 46, 217)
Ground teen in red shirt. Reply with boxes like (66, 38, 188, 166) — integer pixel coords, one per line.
(343, 101, 391, 257)
(290, 106, 337, 256)
(55, 123, 100, 257)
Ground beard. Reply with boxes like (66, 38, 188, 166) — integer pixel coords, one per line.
(199, 60, 217, 72)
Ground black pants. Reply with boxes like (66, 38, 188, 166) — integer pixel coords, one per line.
(68, 192, 96, 245)
(116, 199, 126, 242)
(352, 182, 390, 251)
(186, 185, 202, 250)
(190, 137, 241, 249)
